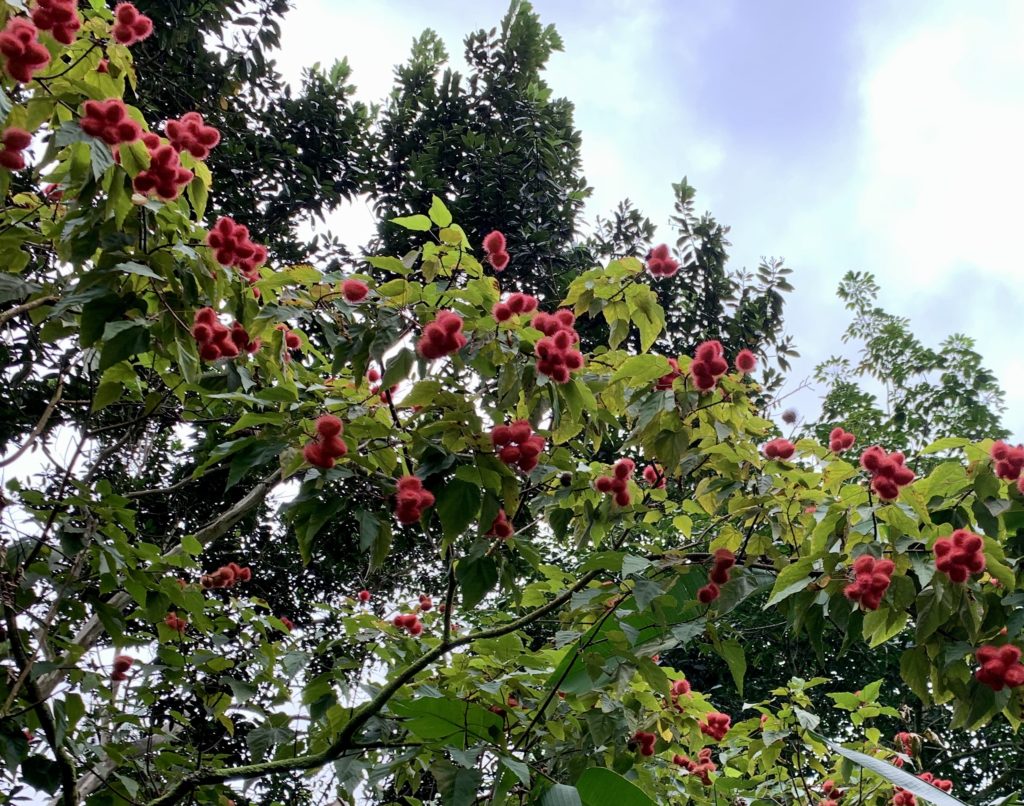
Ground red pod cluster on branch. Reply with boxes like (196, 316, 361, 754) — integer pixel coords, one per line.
(892, 790, 916, 806)
(991, 440, 1024, 481)
(303, 414, 347, 469)
(417, 310, 467, 359)
(673, 748, 716, 785)
(843, 555, 895, 611)
(642, 463, 666, 488)
(829, 427, 856, 453)
(630, 730, 656, 756)
(486, 508, 514, 539)
(133, 134, 193, 200)
(80, 99, 142, 145)
(690, 340, 729, 391)
(0, 18, 50, 83)
(859, 445, 915, 500)
(763, 438, 796, 460)
(646, 244, 679, 278)
(31, 0, 80, 45)
(491, 420, 546, 472)
(418, 594, 433, 611)
(394, 475, 435, 524)
(709, 548, 735, 585)
(164, 612, 187, 634)
(206, 216, 268, 282)
(933, 528, 985, 583)
(822, 779, 844, 800)
(655, 357, 681, 390)
(0, 128, 31, 170)
(200, 562, 252, 590)
(165, 112, 220, 160)
(595, 458, 635, 507)
(482, 230, 509, 272)
(492, 291, 538, 322)
(699, 712, 731, 741)
(111, 654, 133, 682)
(192, 308, 257, 361)
(916, 772, 953, 792)
(393, 613, 423, 636)
(533, 309, 583, 383)
(112, 3, 153, 46)
(975, 643, 1024, 690)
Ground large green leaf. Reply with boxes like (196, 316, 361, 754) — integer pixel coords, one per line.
(391, 697, 503, 749)
(576, 768, 656, 806)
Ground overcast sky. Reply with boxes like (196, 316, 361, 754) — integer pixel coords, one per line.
(276, 0, 1024, 438)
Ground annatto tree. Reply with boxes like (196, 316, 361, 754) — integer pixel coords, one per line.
(1, 5, 1022, 806)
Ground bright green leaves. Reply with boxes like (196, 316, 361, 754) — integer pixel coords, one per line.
(390, 213, 433, 231)
(390, 696, 504, 749)
(563, 258, 664, 350)
(436, 478, 481, 541)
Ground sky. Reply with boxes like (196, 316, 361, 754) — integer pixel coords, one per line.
(275, 0, 1024, 437)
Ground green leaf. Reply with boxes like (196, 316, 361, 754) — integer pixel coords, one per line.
(576, 767, 657, 806)
(609, 355, 670, 387)
(716, 638, 747, 695)
(115, 260, 162, 280)
(900, 647, 931, 704)
(90, 139, 116, 180)
(765, 558, 815, 607)
(381, 348, 415, 389)
(99, 321, 150, 371)
(456, 555, 498, 610)
(428, 196, 453, 227)
(391, 697, 503, 749)
(543, 784, 583, 806)
(436, 479, 480, 539)
(862, 607, 908, 647)
(390, 214, 432, 231)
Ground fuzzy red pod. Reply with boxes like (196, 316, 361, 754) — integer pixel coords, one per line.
(492, 421, 546, 473)
(279, 616, 295, 631)
(394, 475, 435, 524)
(975, 643, 1024, 691)
(892, 791, 916, 806)
(532, 308, 583, 383)
(303, 415, 347, 470)
(165, 112, 220, 159)
(31, 0, 81, 45)
(111, 654, 134, 681)
(418, 594, 433, 611)
(642, 463, 667, 488)
(164, 612, 187, 634)
(192, 307, 242, 361)
(670, 678, 691, 699)
(342, 278, 369, 302)
(80, 98, 142, 146)
(674, 748, 717, 786)
(0, 127, 31, 170)
(487, 250, 510, 272)
(916, 773, 952, 793)
(482, 230, 506, 255)
(417, 311, 467, 360)
(206, 217, 267, 274)
(487, 508, 514, 539)
(859, 445, 915, 500)
(392, 613, 423, 636)
(829, 427, 856, 453)
(595, 459, 635, 506)
(697, 582, 720, 604)
(630, 730, 657, 756)
(646, 243, 679, 278)
(933, 528, 985, 583)
(709, 548, 735, 585)
(690, 340, 728, 391)
(763, 438, 796, 460)
(112, 2, 153, 45)
(357, 589, 371, 603)
(699, 712, 731, 741)
(133, 141, 193, 200)
(735, 348, 757, 374)
(0, 17, 50, 83)
(843, 555, 895, 611)
(655, 357, 682, 390)
(991, 440, 1024, 481)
